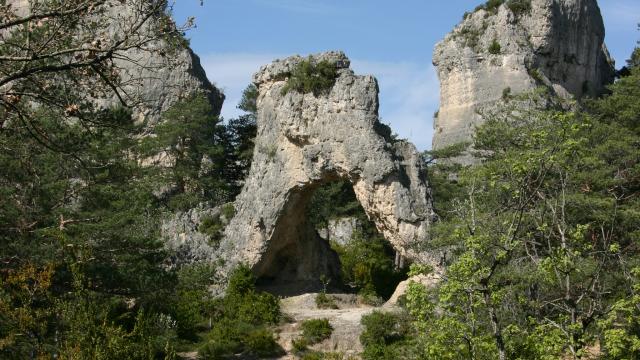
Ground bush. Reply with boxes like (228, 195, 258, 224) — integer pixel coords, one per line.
(475, 0, 530, 17)
(224, 265, 281, 325)
(220, 203, 235, 220)
(281, 57, 338, 96)
(488, 39, 501, 54)
(360, 311, 413, 360)
(502, 87, 512, 100)
(231, 291, 281, 325)
(360, 311, 410, 347)
(315, 292, 338, 309)
(334, 230, 407, 300)
(199, 319, 282, 359)
(245, 328, 283, 357)
(292, 337, 310, 354)
(301, 318, 333, 344)
(198, 215, 225, 247)
(507, 0, 532, 16)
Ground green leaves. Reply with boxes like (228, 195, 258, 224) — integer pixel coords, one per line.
(281, 58, 339, 96)
(416, 67, 640, 358)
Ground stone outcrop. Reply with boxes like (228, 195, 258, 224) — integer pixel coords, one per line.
(317, 217, 361, 247)
(161, 204, 233, 267)
(216, 52, 436, 292)
(432, 0, 615, 163)
(5, 0, 224, 124)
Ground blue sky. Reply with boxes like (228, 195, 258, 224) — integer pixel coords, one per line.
(171, 0, 639, 150)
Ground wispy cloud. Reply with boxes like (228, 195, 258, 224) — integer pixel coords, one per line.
(201, 53, 439, 151)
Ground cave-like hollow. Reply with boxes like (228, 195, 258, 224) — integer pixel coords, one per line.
(254, 177, 409, 299)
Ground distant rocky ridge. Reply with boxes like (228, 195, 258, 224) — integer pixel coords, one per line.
(214, 52, 437, 293)
(432, 0, 615, 163)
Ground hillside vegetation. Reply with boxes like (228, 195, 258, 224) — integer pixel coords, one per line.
(0, 1, 638, 359)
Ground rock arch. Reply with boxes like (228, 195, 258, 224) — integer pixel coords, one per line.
(217, 52, 436, 291)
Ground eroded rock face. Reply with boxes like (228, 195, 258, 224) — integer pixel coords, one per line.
(5, 0, 224, 123)
(217, 52, 436, 291)
(317, 217, 361, 247)
(432, 0, 615, 163)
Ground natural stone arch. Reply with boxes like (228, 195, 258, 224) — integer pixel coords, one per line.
(217, 52, 436, 291)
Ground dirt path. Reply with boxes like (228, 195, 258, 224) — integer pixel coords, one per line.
(275, 293, 396, 359)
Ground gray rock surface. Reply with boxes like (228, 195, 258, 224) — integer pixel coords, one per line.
(161, 204, 232, 267)
(4, 0, 224, 124)
(317, 217, 361, 247)
(432, 0, 614, 163)
(217, 52, 437, 292)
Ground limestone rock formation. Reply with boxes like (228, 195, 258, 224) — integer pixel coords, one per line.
(5, 0, 224, 123)
(432, 0, 615, 162)
(217, 52, 436, 292)
(161, 204, 233, 267)
(317, 217, 362, 247)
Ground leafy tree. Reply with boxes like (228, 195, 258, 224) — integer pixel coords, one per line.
(0, 0, 192, 139)
(409, 76, 640, 359)
(142, 94, 229, 210)
(0, 107, 180, 358)
(223, 84, 258, 194)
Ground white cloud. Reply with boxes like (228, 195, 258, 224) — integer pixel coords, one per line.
(201, 53, 439, 151)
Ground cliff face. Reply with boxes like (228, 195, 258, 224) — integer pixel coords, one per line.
(432, 0, 614, 162)
(5, 0, 224, 122)
(216, 52, 437, 293)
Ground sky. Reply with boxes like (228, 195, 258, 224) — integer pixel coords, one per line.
(171, 0, 639, 151)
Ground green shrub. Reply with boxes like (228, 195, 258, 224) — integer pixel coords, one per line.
(360, 311, 414, 360)
(474, 0, 530, 17)
(475, 0, 504, 13)
(220, 203, 235, 220)
(292, 337, 310, 354)
(315, 292, 338, 309)
(301, 318, 333, 344)
(358, 285, 385, 307)
(302, 352, 355, 360)
(226, 264, 255, 296)
(333, 230, 407, 300)
(231, 291, 281, 325)
(301, 352, 323, 360)
(198, 215, 224, 247)
(224, 266, 281, 325)
(488, 39, 501, 54)
(507, 0, 532, 16)
(199, 319, 282, 359)
(281, 58, 338, 96)
(245, 328, 283, 357)
(360, 311, 410, 348)
(502, 87, 512, 100)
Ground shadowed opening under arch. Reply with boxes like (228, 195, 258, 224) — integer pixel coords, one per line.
(254, 176, 408, 299)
